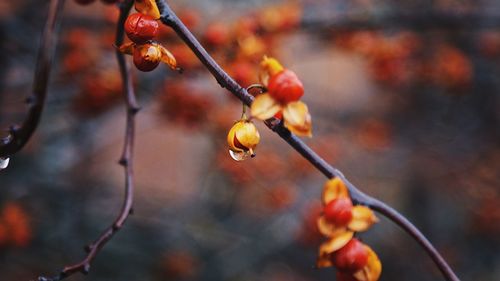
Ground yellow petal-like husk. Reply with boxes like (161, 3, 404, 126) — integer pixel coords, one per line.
(227, 122, 244, 152)
(250, 94, 281, 120)
(135, 0, 161, 19)
(158, 45, 178, 70)
(353, 246, 382, 281)
(118, 42, 135, 55)
(227, 120, 260, 152)
(316, 254, 333, 268)
(318, 230, 354, 255)
(348, 206, 379, 232)
(317, 216, 346, 238)
(283, 101, 313, 137)
(235, 121, 260, 150)
(260, 56, 284, 77)
(284, 112, 312, 137)
(322, 178, 349, 205)
(283, 101, 308, 126)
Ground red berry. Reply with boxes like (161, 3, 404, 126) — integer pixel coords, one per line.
(125, 13, 159, 44)
(74, 0, 95, 5)
(331, 238, 369, 272)
(133, 44, 161, 72)
(324, 198, 353, 226)
(204, 23, 230, 46)
(267, 69, 304, 104)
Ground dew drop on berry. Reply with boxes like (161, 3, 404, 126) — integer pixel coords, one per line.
(229, 150, 253, 161)
(0, 157, 10, 170)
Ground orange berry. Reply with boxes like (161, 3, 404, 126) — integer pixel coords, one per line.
(324, 198, 353, 226)
(133, 44, 161, 72)
(332, 238, 369, 272)
(125, 13, 159, 44)
(204, 23, 230, 46)
(268, 70, 304, 104)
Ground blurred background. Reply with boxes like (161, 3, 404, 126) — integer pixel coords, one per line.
(0, 0, 499, 280)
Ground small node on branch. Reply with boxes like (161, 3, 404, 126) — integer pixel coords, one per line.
(9, 125, 20, 135)
(84, 244, 92, 253)
(82, 263, 91, 274)
(118, 158, 128, 166)
(25, 95, 37, 105)
(129, 106, 141, 115)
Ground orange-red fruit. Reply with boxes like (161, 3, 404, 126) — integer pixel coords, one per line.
(125, 13, 159, 44)
(324, 198, 353, 226)
(268, 69, 304, 104)
(204, 23, 230, 46)
(74, 0, 95, 5)
(133, 45, 161, 72)
(332, 238, 369, 272)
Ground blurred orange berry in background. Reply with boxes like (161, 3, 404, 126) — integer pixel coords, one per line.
(0, 203, 32, 248)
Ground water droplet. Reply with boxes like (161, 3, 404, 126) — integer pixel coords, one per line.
(229, 150, 252, 161)
(0, 158, 10, 170)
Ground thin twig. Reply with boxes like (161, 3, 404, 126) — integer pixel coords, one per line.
(36, 1, 137, 280)
(155, 0, 460, 280)
(0, 0, 65, 158)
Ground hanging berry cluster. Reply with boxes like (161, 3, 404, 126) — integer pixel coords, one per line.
(316, 178, 381, 281)
(227, 117, 260, 161)
(227, 56, 312, 161)
(118, 0, 179, 72)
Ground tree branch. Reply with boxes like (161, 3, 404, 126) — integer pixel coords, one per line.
(0, 0, 65, 159)
(155, 0, 460, 280)
(36, 1, 137, 280)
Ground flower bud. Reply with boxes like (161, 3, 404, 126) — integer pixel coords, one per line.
(133, 44, 162, 72)
(125, 13, 159, 44)
(331, 238, 369, 273)
(227, 120, 260, 156)
(268, 69, 304, 104)
(324, 198, 353, 226)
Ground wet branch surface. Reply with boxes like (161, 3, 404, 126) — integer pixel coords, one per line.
(155, 0, 460, 280)
(36, 0, 137, 280)
(0, 0, 65, 158)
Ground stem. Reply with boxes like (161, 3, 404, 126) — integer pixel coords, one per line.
(155, 1, 460, 280)
(36, 1, 137, 280)
(0, 0, 65, 158)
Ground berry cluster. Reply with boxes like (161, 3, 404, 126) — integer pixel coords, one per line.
(250, 56, 312, 137)
(316, 178, 381, 281)
(118, 0, 179, 72)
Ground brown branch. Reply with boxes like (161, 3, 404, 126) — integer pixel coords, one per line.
(36, 1, 137, 280)
(155, 0, 460, 280)
(0, 0, 65, 158)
